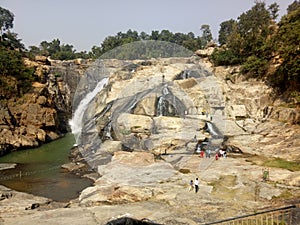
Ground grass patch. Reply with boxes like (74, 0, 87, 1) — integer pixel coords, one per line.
(244, 155, 300, 172)
(272, 190, 293, 201)
(262, 158, 300, 172)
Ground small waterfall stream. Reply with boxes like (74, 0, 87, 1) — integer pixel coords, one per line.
(69, 77, 108, 144)
(206, 121, 220, 137)
(156, 85, 170, 116)
(204, 121, 224, 150)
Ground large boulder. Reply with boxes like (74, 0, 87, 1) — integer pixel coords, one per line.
(133, 94, 157, 116)
(195, 47, 215, 57)
(79, 151, 176, 205)
(117, 113, 153, 135)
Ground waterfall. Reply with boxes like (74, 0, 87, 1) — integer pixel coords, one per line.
(162, 86, 169, 95)
(206, 121, 220, 137)
(156, 96, 168, 116)
(69, 77, 109, 144)
(102, 121, 113, 140)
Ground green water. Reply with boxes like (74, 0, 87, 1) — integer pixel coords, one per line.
(0, 133, 92, 202)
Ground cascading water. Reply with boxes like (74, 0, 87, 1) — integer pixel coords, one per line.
(204, 121, 224, 150)
(156, 85, 170, 116)
(102, 121, 113, 140)
(156, 96, 168, 116)
(162, 86, 169, 95)
(69, 77, 109, 144)
(206, 121, 219, 137)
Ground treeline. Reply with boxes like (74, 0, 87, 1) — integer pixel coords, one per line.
(210, 1, 300, 99)
(0, 1, 299, 101)
(89, 27, 212, 59)
(25, 28, 212, 60)
(0, 7, 34, 98)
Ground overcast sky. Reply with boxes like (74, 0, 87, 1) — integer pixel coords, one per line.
(0, 0, 294, 52)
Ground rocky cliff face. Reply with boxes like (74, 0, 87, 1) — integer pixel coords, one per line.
(0, 56, 93, 155)
(74, 56, 299, 167)
(1, 53, 299, 225)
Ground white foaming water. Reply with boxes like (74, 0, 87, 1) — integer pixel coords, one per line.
(206, 122, 219, 136)
(69, 77, 109, 144)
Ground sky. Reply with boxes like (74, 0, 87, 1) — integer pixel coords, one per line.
(0, 0, 295, 52)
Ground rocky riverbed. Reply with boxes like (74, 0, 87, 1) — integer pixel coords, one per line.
(0, 151, 299, 224)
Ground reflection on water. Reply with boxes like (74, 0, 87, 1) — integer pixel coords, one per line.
(0, 133, 92, 202)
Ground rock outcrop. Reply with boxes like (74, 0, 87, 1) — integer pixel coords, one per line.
(0, 58, 93, 155)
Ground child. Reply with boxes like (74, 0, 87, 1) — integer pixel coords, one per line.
(188, 180, 194, 191)
(215, 152, 219, 160)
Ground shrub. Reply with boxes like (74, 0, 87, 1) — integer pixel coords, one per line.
(210, 49, 242, 66)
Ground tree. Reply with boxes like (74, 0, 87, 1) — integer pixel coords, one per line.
(29, 45, 41, 55)
(237, 2, 271, 55)
(1, 31, 24, 50)
(212, 2, 274, 73)
(90, 45, 102, 58)
(150, 30, 160, 40)
(0, 45, 34, 98)
(0, 7, 14, 38)
(269, 5, 300, 93)
(200, 24, 212, 46)
(218, 19, 236, 45)
(268, 3, 279, 20)
(159, 30, 174, 42)
(287, 0, 300, 13)
(139, 31, 149, 40)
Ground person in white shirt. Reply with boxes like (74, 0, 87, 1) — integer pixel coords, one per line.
(194, 178, 199, 193)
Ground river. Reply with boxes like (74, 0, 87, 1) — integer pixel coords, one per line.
(0, 133, 92, 202)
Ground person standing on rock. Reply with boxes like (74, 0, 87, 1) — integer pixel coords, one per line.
(194, 178, 199, 193)
(205, 149, 211, 158)
(188, 180, 194, 191)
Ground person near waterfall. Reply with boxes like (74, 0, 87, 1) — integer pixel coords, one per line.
(194, 178, 199, 193)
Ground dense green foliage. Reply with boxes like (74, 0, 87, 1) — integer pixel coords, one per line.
(211, 1, 300, 100)
(270, 5, 300, 94)
(28, 27, 213, 60)
(28, 38, 90, 60)
(0, 7, 14, 36)
(89, 28, 209, 58)
(0, 7, 34, 99)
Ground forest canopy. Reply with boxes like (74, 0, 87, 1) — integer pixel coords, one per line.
(210, 0, 300, 99)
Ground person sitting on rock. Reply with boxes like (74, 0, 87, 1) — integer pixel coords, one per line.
(219, 149, 224, 158)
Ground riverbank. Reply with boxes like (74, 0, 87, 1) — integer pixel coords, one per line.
(0, 134, 92, 202)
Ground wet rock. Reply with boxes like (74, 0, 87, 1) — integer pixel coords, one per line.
(0, 163, 17, 171)
(61, 162, 86, 172)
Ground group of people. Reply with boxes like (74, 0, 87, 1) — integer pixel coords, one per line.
(214, 148, 227, 160)
(188, 178, 199, 193)
(195, 139, 227, 160)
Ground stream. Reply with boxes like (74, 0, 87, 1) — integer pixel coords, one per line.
(0, 133, 92, 202)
